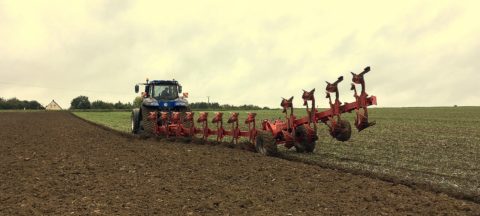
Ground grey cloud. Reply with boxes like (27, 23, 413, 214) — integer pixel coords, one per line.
(330, 32, 358, 59)
(95, 0, 132, 21)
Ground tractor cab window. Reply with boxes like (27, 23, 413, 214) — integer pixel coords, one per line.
(153, 85, 178, 100)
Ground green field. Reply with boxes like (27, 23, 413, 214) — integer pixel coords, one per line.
(73, 107, 480, 201)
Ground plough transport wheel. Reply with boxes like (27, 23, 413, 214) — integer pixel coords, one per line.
(294, 125, 316, 153)
(255, 131, 278, 156)
(334, 120, 352, 142)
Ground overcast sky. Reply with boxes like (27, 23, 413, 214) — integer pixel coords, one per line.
(1, 0, 479, 108)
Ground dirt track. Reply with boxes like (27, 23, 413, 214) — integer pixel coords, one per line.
(1, 112, 479, 215)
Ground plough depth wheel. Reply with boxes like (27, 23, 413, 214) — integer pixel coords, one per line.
(333, 120, 352, 142)
(255, 131, 277, 156)
(294, 125, 317, 153)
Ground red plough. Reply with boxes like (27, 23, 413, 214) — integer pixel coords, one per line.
(146, 66, 377, 156)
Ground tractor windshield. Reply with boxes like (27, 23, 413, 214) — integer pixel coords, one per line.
(153, 85, 178, 100)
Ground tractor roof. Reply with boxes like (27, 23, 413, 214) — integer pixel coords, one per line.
(148, 80, 180, 85)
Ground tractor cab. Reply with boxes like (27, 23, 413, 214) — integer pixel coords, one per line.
(155, 84, 178, 100)
(141, 80, 182, 101)
(135, 79, 183, 100)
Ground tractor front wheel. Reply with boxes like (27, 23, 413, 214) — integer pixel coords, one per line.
(255, 131, 278, 156)
(131, 108, 140, 134)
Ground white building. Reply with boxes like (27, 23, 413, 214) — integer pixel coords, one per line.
(45, 100, 62, 110)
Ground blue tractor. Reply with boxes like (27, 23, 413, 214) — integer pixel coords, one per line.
(131, 79, 189, 134)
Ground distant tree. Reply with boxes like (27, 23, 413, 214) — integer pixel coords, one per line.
(0, 97, 14, 109)
(0, 97, 44, 110)
(0, 97, 5, 109)
(70, 96, 91, 109)
(89, 100, 132, 110)
(26, 100, 44, 109)
(221, 104, 234, 110)
(114, 101, 126, 109)
(133, 96, 143, 107)
(91, 100, 114, 109)
(191, 102, 208, 109)
(210, 102, 220, 110)
(124, 102, 133, 109)
(6, 98, 22, 109)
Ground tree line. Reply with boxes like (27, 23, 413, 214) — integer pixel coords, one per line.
(71, 96, 268, 110)
(70, 96, 141, 110)
(1, 95, 268, 110)
(0, 97, 44, 110)
(189, 102, 269, 110)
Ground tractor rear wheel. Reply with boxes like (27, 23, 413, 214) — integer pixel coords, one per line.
(255, 131, 277, 156)
(334, 120, 352, 142)
(294, 125, 317, 153)
(141, 106, 156, 135)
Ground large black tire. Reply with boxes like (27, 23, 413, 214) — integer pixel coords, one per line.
(255, 131, 278, 156)
(334, 120, 352, 142)
(294, 125, 317, 153)
(131, 108, 140, 134)
(141, 105, 156, 135)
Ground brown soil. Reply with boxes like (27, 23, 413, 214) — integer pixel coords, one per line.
(1, 112, 479, 215)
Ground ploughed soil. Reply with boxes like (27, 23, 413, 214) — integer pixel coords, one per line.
(1, 112, 479, 215)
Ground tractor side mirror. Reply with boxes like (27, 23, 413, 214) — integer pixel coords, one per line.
(178, 85, 182, 93)
(135, 85, 139, 93)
